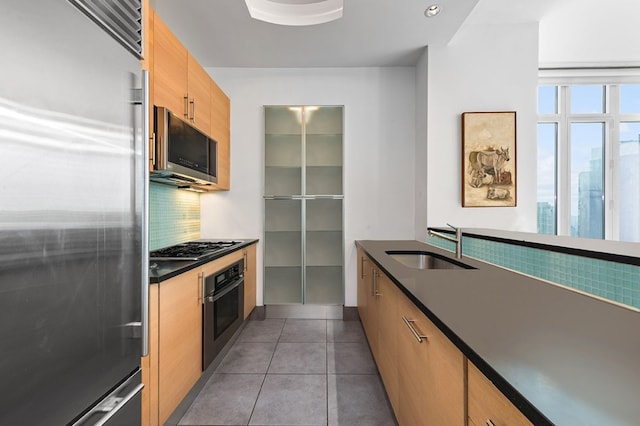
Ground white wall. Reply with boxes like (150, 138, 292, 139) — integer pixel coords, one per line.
(414, 49, 429, 240)
(426, 22, 540, 231)
(200, 67, 417, 307)
(539, 0, 640, 67)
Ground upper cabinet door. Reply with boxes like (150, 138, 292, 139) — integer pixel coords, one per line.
(211, 79, 230, 190)
(153, 14, 188, 117)
(264, 106, 303, 196)
(187, 54, 211, 135)
(305, 106, 343, 196)
(150, 11, 231, 191)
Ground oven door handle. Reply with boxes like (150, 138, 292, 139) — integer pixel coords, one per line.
(210, 276, 244, 302)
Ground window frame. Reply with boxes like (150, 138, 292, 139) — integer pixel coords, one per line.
(538, 69, 640, 241)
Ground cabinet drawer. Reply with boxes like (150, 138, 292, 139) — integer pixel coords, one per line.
(467, 361, 532, 426)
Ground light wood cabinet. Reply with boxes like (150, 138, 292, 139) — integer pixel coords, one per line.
(468, 361, 533, 426)
(243, 244, 257, 319)
(153, 14, 210, 134)
(356, 254, 400, 414)
(144, 246, 257, 425)
(376, 272, 400, 414)
(141, 280, 158, 426)
(396, 286, 465, 426)
(356, 249, 535, 426)
(356, 248, 370, 331)
(357, 252, 378, 353)
(153, 14, 188, 118)
(150, 10, 231, 190)
(158, 267, 202, 424)
(210, 79, 230, 190)
(186, 55, 211, 135)
(143, 5, 155, 173)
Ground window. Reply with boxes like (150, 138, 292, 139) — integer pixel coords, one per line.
(537, 82, 640, 242)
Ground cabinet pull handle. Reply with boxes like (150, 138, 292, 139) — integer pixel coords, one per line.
(371, 268, 376, 297)
(184, 95, 189, 118)
(190, 97, 196, 121)
(150, 132, 156, 166)
(198, 272, 205, 305)
(402, 316, 428, 343)
(360, 256, 367, 279)
(371, 269, 382, 297)
(486, 421, 495, 426)
(243, 249, 248, 272)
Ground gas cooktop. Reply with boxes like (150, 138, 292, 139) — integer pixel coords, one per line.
(149, 240, 242, 261)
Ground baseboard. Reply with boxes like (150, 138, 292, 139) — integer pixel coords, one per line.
(265, 304, 343, 319)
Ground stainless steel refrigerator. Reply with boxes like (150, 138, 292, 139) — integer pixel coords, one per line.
(0, 1, 149, 424)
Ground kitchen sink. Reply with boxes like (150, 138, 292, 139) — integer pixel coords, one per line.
(385, 251, 476, 270)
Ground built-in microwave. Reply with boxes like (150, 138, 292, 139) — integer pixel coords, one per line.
(151, 106, 218, 188)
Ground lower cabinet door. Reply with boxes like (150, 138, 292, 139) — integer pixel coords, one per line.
(356, 248, 369, 328)
(243, 244, 257, 319)
(158, 268, 202, 424)
(376, 272, 400, 414)
(397, 293, 465, 426)
(467, 361, 533, 426)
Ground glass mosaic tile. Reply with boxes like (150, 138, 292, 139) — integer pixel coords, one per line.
(149, 183, 200, 250)
(426, 234, 640, 309)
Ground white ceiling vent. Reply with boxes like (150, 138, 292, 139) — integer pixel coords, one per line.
(244, 0, 343, 26)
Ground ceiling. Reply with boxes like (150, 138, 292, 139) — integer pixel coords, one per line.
(151, 0, 482, 68)
(152, 0, 613, 69)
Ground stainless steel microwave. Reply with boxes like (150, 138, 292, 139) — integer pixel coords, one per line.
(151, 106, 218, 188)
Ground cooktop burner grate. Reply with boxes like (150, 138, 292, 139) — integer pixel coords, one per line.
(150, 241, 241, 261)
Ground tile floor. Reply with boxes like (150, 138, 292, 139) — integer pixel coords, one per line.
(178, 319, 398, 426)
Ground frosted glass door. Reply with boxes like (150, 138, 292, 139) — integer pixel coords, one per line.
(265, 107, 302, 196)
(264, 199, 302, 304)
(305, 198, 343, 304)
(306, 106, 343, 196)
(263, 105, 344, 306)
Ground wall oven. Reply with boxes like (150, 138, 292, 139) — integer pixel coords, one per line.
(203, 259, 244, 371)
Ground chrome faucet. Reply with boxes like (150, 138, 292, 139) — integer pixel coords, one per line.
(428, 223, 462, 259)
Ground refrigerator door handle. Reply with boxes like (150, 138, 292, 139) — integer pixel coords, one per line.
(131, 69, 150, 357)
(72, 378, 144, 426)
(94, 384, 144, 426)
(141, 69, 150, 357)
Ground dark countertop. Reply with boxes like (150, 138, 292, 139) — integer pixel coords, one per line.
(356, 240, 640, 426)
(149, 239, 259, 284)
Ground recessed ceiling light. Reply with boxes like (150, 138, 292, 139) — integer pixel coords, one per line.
(245, 0, 343, 26)
(424, 4, 440, 18)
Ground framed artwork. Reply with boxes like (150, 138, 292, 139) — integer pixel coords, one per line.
(461, 111, 516, 207)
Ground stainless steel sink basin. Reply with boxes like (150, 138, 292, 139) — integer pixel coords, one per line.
(385, 251, 475, 270)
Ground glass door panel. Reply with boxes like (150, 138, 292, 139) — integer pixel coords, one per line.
(305, 106, 343, 196)
(570, 122, 604, 238)
(537, 123, 557, 234)
(265, 107, 302, 196)
(306, 167, 342, 195)
(305, 198, 343, 304)
(264, 199, 302, 304)
(618, 122, 640, 242)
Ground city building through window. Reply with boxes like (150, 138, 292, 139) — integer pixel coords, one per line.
(537, 81, 640, 242)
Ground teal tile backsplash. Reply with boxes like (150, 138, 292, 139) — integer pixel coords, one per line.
(427, 235, 640, 309)
(149, 182, 200, 250)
